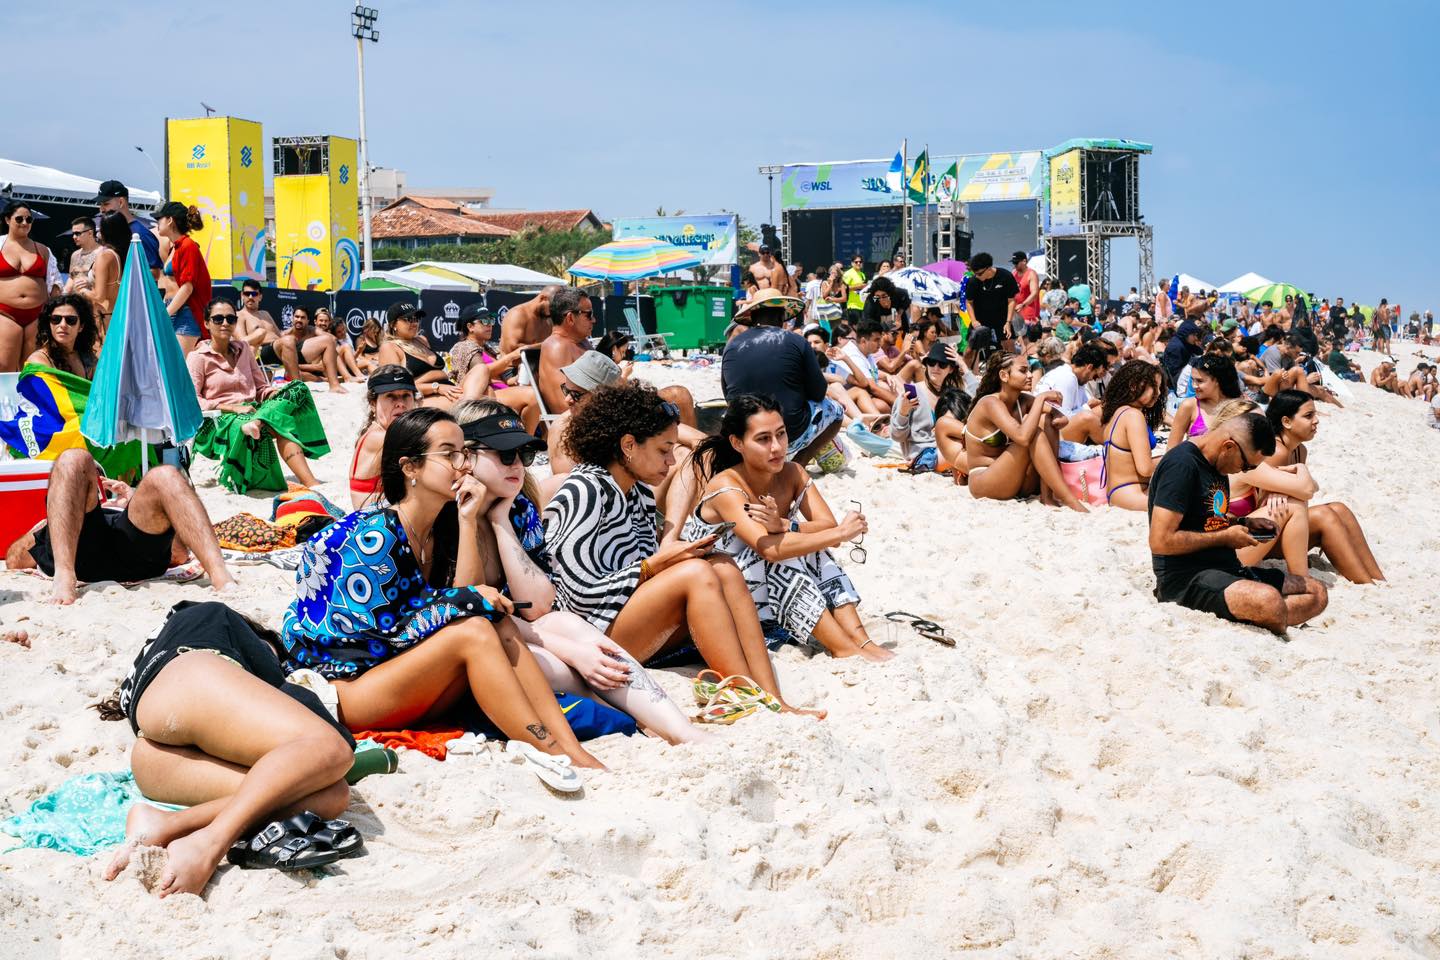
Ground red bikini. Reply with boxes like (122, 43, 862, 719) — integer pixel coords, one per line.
(0, 243, 48, 326)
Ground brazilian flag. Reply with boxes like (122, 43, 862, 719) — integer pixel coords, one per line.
(0, 364, 151, 480)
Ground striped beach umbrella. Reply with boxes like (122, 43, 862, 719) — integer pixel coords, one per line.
(1243, 282, 1309, 307)
(568, 236, 704, 282)
(81, 235, 202, 468)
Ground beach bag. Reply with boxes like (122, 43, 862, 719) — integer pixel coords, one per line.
(812, 438, 849, 474)
(1060, 456, 1107, 507)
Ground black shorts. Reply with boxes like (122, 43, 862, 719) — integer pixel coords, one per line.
(120, 601, 355, 748)
(258, 341, 281, 367)
(29, 505, 174, 584)
(1156, 566, 1288, 622)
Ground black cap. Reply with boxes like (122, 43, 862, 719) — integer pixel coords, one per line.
(462, 413, 544, 452)
(922, 341, 955, 366)
(386, 301, 425, 325)
(758, 244, 771, 254)
(459, 302, 492, 324)
(153, 201, 187, 222)
(91, 179, 129, 203)
(1010, 251, 1028, 264)
(367, 367, 417, 396)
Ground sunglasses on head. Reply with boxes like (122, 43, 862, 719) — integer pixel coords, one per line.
(469, 445, 537, 467)
(50, 314, 80, 326)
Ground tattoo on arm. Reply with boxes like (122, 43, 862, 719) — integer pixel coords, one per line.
(526, 723, 550, 742)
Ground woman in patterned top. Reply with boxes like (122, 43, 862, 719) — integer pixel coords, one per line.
(544, 381, 823, 718)
(282, 406, 602, 769)
(450, 399, 703, 743)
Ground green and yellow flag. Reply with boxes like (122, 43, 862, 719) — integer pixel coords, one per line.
(907, 150, 929, 202)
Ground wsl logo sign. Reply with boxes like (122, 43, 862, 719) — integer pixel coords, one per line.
(798, 178, 832, 194)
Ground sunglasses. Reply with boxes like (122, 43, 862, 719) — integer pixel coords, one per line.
(241, 290, 260, 297)
(847, 499, 866, 564)
(469, 446, 538, 467)
(11, 215, 33, 224)
(210, 314, 239, 325)
(561, 385, 588, 403)
(50, 314, 80, 327)
(1232, 440, 1258, 472)
(573, 308, 594, 318)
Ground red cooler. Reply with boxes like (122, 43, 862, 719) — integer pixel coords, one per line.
(0, 459, 52, 555)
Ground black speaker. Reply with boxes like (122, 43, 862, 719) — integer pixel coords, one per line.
(1054, 239, 1087, 287)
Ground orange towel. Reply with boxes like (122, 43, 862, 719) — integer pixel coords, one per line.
(352, 727, 466, 761)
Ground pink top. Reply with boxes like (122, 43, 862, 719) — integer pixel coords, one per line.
(187, 338, 270, 411)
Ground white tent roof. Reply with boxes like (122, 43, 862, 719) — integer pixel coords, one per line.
(0, 158, 161, 210)
(393, 261, 567, 290)
(1218, 272, 1272, 294)
(360, 269, 471, 291)
(1175, 272, 1218, 293)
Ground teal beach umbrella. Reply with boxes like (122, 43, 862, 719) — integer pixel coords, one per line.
(81, 235, 203, 467)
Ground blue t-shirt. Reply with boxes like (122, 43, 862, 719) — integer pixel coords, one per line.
(1067, 283, 1094, 317)
(130, 219, 163, 272)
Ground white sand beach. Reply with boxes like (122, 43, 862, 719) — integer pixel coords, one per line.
(2, 346, 1439, 959)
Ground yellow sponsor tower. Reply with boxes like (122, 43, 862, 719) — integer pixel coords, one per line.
(165, 116, 266, 281)
(273, 136, 361, 291)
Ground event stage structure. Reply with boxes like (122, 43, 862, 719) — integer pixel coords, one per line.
(1040, 139, 1153, 300)
(272, 135, 361, 292)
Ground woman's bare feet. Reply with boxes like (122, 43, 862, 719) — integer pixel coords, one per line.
(156, 828, 228, 898)
(857, 641, 897, 663)
(779, 702, 827, 720)
(103, 803, 177, 880)
(2, 628, 29, 648)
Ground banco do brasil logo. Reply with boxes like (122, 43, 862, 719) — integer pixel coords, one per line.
(339, 164, 350, 185)
(240, 146, 253, 168)
(191, 145, 206, 160)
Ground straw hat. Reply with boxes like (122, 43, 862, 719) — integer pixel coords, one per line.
(734, 288, 805, 322)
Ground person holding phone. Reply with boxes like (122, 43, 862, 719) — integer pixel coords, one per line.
(1146, 410, 1328, 634)
(681, 394, 891, 663)
(544, 381, 823, 717)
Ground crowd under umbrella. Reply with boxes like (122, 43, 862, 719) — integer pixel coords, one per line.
(864, 265, 964, 307)
(1244, 282, 1310, 308)
(80, 234, 203, 474)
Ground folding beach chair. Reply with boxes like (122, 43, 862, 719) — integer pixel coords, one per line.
(516, 349, 562, 428)
(623, 306, 673, 360)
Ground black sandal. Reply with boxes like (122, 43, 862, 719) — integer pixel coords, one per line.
(226, 814, 363, 872)
(282, 811, 363, 856)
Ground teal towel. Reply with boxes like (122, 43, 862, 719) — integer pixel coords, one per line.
(2, 771, 148, 857)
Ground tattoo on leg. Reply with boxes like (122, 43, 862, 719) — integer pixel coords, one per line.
(526, 723, 550, 741)
(619, 654, 667, 703)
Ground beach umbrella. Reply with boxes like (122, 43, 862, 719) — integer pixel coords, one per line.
(568, 236, 703, 283)
(81, 235, 202, 472)
(865, 265, 963, 306)
(921, 259, 968, 282)
(1243, 282, 1309, 307)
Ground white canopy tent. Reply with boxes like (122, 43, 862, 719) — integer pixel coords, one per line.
(1218, 272, 1272, 294)
(391, 261, 567, 291)
(1175, 272, 1219, 293)
(0, 158, 160, 210)
(360, 269, 471, 291)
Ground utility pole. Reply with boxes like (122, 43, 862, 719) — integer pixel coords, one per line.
(351, 5, 380, 274)
(757, 164, 783, 226)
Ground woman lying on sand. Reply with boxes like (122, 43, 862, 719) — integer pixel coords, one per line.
(544, 381, 823, 718)
(1227, 390, 1384, 584)
(963, 353, 1088, 512)
(681, 394, 893, 663)
(1098, 360, 1166, 511)
(102, 601, 357, 897)
(1170, 354, 1243, 441)
(350, 365, 420, 508)
(285, 407, 603, 769)
(449, 399, 704, 743)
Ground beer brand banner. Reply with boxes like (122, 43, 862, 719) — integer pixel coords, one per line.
(274, 136, 360, 292)
(613, 215, 738, 265)
(166, 116, 266, 281)
(1047, 149, 1083, 236)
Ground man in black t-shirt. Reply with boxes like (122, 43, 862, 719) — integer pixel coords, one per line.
(721, 288, 840, 467)
(1146, 413, 1328, 633)
(966, 252, 1021, 350)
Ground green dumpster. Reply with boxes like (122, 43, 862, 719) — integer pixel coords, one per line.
(650, 285, 734, 351)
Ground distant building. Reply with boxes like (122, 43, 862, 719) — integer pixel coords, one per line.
(368, 196, 605, 248)
(474, 209, 604, 233)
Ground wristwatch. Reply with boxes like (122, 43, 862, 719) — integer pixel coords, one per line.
(789, 519, 800, 533)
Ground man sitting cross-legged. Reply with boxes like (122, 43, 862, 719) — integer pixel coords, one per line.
(1147, 411, 1328, 634)
(5, 449, 236, 605)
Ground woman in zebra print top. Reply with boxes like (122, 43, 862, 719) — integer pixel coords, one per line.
(544, 381, 824, 718)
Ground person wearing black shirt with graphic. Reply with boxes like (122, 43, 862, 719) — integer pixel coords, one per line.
(966, 252, 1020, 351)
(1146, 412, 1328, 633)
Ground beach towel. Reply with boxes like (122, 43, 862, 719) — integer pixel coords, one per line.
(0, 363, 154, 481)
(213, 513, 298, 553)
(269, 489, 344, 541)
(0, 771, 168, 856)
(192, 381, 329, 494)
(351, 727, 466, 761)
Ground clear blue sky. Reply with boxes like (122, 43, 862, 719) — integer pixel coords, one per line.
(13, 1, 1437, 311)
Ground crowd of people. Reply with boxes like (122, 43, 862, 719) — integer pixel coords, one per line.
(2, 206, 1429, 897)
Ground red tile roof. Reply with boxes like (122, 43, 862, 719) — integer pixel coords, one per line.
(371, 205, 513, 240)
(471, 209, 601, 232)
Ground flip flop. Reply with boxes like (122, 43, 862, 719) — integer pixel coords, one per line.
(884, 611, 956, 648)
(226, 817, 360, 872)
(505, 740, 583, 794)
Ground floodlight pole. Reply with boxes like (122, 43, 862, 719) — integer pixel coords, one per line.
(757, 164, 783, 231)
(353, 6, 380, 275)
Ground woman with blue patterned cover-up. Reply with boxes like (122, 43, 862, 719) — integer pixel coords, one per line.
(280, 406, 603, 770)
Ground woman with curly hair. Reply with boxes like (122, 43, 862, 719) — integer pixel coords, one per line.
(544, 381, 823, 718)
(963, 353, 1087, 511)
(26, 295, 99, 378)
(1170, 354, 1242, 441)
(1098, 360, 1167, 510)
